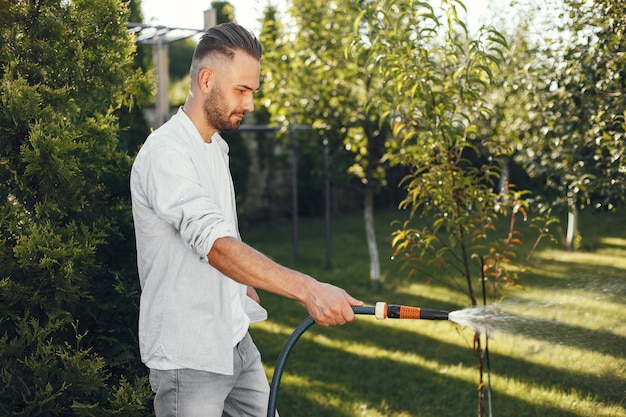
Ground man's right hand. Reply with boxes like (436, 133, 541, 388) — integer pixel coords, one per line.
(302, 281, 363, 327)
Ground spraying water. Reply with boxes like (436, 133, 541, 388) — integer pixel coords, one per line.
(448, 306, 500, 336)
(448, 303, 564, 341)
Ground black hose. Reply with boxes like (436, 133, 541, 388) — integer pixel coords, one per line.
(267, 305, 375, 417)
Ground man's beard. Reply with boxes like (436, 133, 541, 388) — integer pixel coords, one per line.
(203, 85, 244, 132)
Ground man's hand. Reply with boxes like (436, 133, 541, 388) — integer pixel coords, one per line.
(246, 286, 261, 303)
(302, 281, 363, 327)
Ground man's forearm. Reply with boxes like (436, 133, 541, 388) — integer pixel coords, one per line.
(208, 236, 363, 326)
(207, 236, 313, 303)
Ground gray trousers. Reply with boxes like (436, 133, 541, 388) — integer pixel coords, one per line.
(149, 333, 278, 417)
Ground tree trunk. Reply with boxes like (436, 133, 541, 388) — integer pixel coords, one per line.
(364, 189, 381, 291)
(566, 199, 578, 251)
(475, 332, 485, 417)
(498, 156, 510, 198)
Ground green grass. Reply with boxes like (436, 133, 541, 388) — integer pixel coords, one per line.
(243, 209, 626, 417)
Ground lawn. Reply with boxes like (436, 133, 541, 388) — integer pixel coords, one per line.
(243, 208, 626, 417)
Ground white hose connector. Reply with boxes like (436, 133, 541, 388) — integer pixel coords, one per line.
(375, 302, 388, 320)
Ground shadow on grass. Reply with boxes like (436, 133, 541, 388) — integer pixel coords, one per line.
(403, 288, 625, 360)
(509, 257, 626, 358)
(253, 320, 595, 417)
(247, 209, 626, 416)
(373, 290, 625, 401)
(255, 285, 624, 413)
(486, 310, 626, 359)
(527, 258, 626, 294)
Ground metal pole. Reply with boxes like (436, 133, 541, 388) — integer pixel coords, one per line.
(203, 8, 216, 31)
(154, 35, 169, 127)
(290, 126, 299, 264)
(323, 138, 331, 269)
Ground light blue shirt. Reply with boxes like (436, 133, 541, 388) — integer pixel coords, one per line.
(130, 108, 266, 374)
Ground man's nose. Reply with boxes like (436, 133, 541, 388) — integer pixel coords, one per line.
(243, 95, 254, 112)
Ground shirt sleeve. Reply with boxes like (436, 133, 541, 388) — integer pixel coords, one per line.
(140, 143, 238, 261)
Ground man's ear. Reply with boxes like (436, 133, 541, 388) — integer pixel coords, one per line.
(198, 67, 213, 93)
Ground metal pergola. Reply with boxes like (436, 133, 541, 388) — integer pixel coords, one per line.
(127, 8, 216, 127)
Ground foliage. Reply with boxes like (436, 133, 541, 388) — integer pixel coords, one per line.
(260, 0, 400, 288)
(350, 1, 559, 414)
(259, 0, 363, 188)
(351, 0, 555, 303)
(259, 0, 397, 195)
(507, 0, 626, 213)
(117, 0, 152, 155)
(168, 38, 196, 83)
(213, 1, 236, 25)
(0, 0, 152, 414)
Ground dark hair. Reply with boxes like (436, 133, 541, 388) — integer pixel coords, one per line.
(193, 22, 262, 63)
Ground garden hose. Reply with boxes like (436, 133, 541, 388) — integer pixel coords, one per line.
(267, 302, 450, 417)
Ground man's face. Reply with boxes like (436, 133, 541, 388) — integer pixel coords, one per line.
(203, 51, 260, 132)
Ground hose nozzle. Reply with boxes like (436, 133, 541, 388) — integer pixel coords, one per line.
(375, 302, 449, 320)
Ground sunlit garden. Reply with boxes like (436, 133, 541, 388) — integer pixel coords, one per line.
(247, 209, 625, 417)
(1, 0, 625, 416)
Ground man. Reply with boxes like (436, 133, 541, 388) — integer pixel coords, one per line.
(130, 22, 363, 417)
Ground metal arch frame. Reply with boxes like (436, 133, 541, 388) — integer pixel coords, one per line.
(126, 7, 216, 127)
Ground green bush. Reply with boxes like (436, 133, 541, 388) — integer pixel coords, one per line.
(0, 0, 152, 414)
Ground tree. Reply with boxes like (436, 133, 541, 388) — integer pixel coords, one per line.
(474, 1, 557, 223)
(506, 0, 626, 250)
(168, 37, 197, 83)
(259, 0, 392, 288)
(0, 0, 153, 414)
(118, 0, 152, 154)
(213, 0, 236, 25)
(351, 1, 558, 415)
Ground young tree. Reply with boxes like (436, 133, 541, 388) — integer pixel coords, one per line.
(259, 0, 393, 289)
(351, 1, 557, 415)
(475, 1, 557, 227)
(507, 0, 626, 250)
(0, 0, 153, 414)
